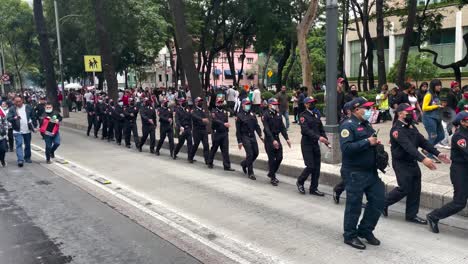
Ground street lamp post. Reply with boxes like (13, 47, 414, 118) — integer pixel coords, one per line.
(54, 0, 69, 117)
(323, 0, 340, 164)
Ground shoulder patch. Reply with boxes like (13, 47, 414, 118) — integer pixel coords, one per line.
(341, 129, 350, 138)
(300, 117, 305, 124)
(392, 131, 399, 139)
(457, 138, 466, 148)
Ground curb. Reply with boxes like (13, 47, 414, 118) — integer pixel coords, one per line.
(61, 120, 467, 217)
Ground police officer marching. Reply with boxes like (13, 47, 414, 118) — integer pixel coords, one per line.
(173, 98, 193, 160)
(340, 97, 385, 250)
(207, 98, 235, 171)
(188, 97, 210, 164)
(236, 98, 263, 180)
(384, 103, 450, 224)
(262, 98, 291, 186)
(427, 111, 468, 233)
(95, 96, 107, 139)
(155, 98, 175, 157)
(85, 98, 96, 137)
(112, 99, 126, 146)
(123, 98, 140, 149)
(106, 99, 115, 142)
(296, 97, 328, 196)
(138, 98, 157, 153)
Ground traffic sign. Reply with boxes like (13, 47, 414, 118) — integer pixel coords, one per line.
(267, 70, 273, 78)
(84, 55, 102, 72)
(1, 74, 9, 82)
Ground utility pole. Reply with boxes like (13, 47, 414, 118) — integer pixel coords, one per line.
(54, 0, 69, 117)
(164, 54, 168, 89)
(0, 42, 5, 95)
(323, 0, 341, 164)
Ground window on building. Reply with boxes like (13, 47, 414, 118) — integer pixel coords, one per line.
(166, 74, 169, 81)
(428, 28, 455, 45)
(418, 0, 442, 6)
(247, 58, 253, 64)
(158, 74, 162, 82)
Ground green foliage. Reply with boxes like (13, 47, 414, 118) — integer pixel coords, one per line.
(261, 91, 274, 100)
(387, 54, 439, 84)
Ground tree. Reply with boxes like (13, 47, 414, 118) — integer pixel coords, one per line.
(375, 0, 386, 88)
(33, 0, 59, 109)
(387, 54, 439, 87)
(297, 0, 319, 94)
(395, 0, 417, 88)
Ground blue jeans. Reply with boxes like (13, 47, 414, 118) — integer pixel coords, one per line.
(422, 115, 444, 153)
(44, 132, 61, 161)
(14, 133, 31, 163)
(281, 111, 290, 129)
(342, 169, 385, 240)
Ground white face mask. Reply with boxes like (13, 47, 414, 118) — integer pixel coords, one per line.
(2, 106, 7, 110)
(118, 102, 123, 106)
(45, 109, 53, 113)
(271, 105, 279, 111)
(98, 100, 103, 103)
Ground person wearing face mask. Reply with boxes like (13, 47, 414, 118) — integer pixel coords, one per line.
(155, 99, 174, 156)
(456, 86, 468, 113)
(105, 99, 115, 142)
(85, 97, 96, 137)
(123, 97, 140, 149)
(344, 85, 359, 103)
(262, 98, 290, 186)
(40, 103, 62, 164)
(427, 111, 468, 233)
(422, 79, 445, 162)
(207, 98, 234, 171)
(383, 103, 450, 225)
(296, 97, 328, 195)
(112, 99, 126, 146)
(138, 98, 157, 153)
(236, 99, 263, 180)
(173, 98, 192, 160)
(188, 97, 210, 164)
(1, 101, 14, 152)
(94, 97, 106, 139)
(0, 102, 10, 167)
(339, 97, 384, 250)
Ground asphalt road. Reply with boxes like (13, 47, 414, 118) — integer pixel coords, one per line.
(0, 154, 200, 264)
(18, 126, 466, 264)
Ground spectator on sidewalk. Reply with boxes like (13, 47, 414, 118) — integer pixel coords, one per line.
(337, 78, 345, 121)
(252, 86, 262, 116)
(344, 84, 358, 103)
(376, 84, 391, 123)
(226, 86, 239, 117)
(0, 105, 9, 167)
(292, 90, 299, 123)
(276, 85, 291, 129)
(422, 79, 445, 162)
(40, 103, 62, 164)
(1, 101, 14, 152)
(7, 96, 36, 167)
(416, 82, 429, 107)
(456, 86, 468, 113)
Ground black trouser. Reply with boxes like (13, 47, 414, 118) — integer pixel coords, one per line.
(94, 115, 104, 137)
(264, 137, 283, 178)
(227, 101, 235, 116)
(156, 124, 174, 154)
(240, 136, 259, 175)
(297, 143, 321, 191)
(334, 179, 346, 196)
(107, 117, 114, 141)
(208, 132, 230, 169)
(114, 120, 125, 144)
(76, 101, 82, 112)
(385, 160, 421, 219)
(140, 124, 156, 151)
(429, 163, 468, 220)
(124, 121, 140, 147)
(87, 114, 96, 135)
(0, 138, 6, 162)
(101, 116, 108, 139)
(174, 129, 192, 159)
(293, 107, 299, 122)
(189, 130, 209, 163)
(7, 128, 13, 151)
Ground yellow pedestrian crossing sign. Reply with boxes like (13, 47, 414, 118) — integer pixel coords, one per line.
(84, 55, 102, 72)
(267, 70, 273, 78)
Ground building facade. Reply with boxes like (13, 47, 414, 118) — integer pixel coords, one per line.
(345, 1, 468, 80)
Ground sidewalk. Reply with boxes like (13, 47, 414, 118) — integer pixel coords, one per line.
(61, 111, 465, 216)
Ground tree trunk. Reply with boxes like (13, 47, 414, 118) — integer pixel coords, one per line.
(166, 40, 176, 89)
(124, 69, 128, 89)
(261, 45, 273, 89)
(277, 38, 292, 90)
(362, 0, 375, 90)
(226, 48, 236, 87)
(297, 0, 319, 95)
(376, 0, 386, 88)
(238, 35, 248, 87)
(98, 72, 104, 90)
(396, 0, 417, 88)
(168, 0, 203, 99)
(283, 43, 297, 86)
(33, 0, 59, 110)
(338, 0, 349, 78)
(93, 0, 119, 101)
(351, 0, 368, 91)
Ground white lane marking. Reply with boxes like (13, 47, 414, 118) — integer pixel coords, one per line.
(30, 144, 282, 264)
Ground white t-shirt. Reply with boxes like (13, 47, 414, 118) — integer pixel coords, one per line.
(227, 88, 236, 102)
(252, 89, 262, 104)
(84, 92, 93, 103)
(15, 106, 29, 134)
(408, 95, 418, 107)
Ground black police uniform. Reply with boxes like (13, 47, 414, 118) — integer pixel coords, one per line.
(86, 102, 96, 136)
(94, 102, 107, 138)
(156, 106, 175, 155)
(189, 106, 210, 163)
(106, 102, 115, 142)
(428, 126, 468, 222)
(297, 109, 326, 192)
(340, 115, 385, 242)
(385, 120, 440, 220)
(139, 104, 157, 153)
(262, 108, 288, 179)
(124, 104, 140, 148)
(236, 109, 262, 177)
(208, 106, 231, 169)
(112, 104, 126, 145)
(174, 105, 193, 159)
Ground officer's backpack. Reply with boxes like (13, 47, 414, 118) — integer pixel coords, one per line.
(375, 144, 389, 173)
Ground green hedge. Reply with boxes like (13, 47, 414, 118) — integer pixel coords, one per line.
(262, 91, 275, 100)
